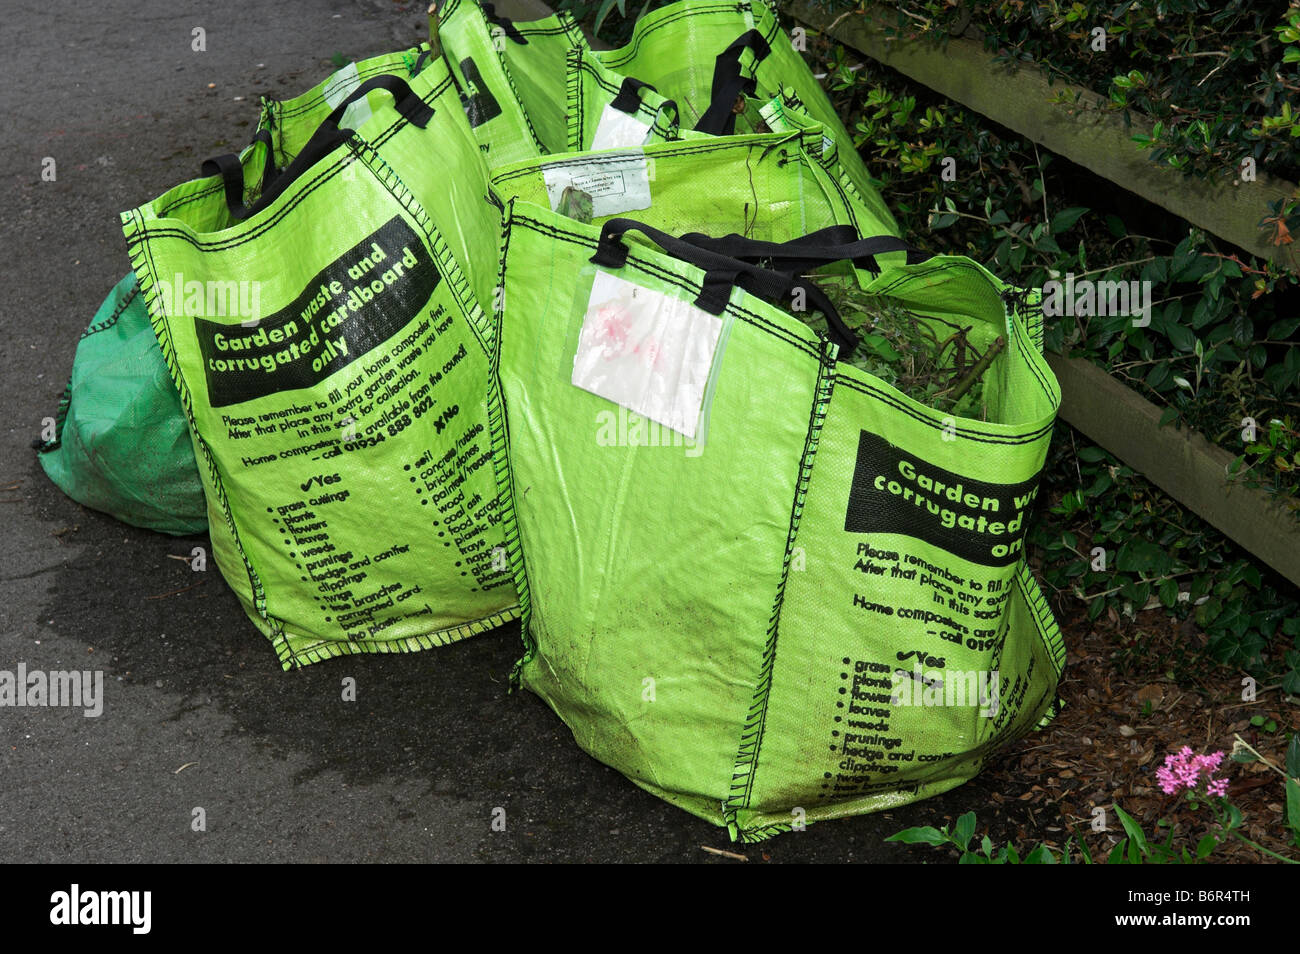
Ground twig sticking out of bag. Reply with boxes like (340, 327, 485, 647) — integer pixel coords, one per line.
(949, 335, 1005, 404)
(428, 3, 465, 98)
(790, 274, 1002, 421)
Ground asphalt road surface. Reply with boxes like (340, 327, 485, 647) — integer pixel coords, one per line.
(1, 0, 1008, 862)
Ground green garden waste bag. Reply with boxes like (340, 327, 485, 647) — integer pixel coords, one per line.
(565, 48, 680, 152)
(740, 85, 842, 169)
(36, 272, 207, 535)
(435, 3, 682, 155)
(32, 49, 452, 538)
(258, 49, 431, 165)
(254, 47, 507, 316)
(594, 0, 897, 236)
(488, 128, 894, 247)
(433, 0, 552, 164)
(491, 204, 1065, 839)
(123, 64, 515, 668)
(461, 1, 588, 154)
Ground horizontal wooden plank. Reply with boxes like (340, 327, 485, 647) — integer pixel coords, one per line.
(1045, 353, 1300, 589)
(783, 1, 1299, 270)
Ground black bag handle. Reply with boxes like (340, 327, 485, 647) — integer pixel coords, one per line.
(591, 217, 859, 359)
(611, 76, 655, 113)
(608, 76, 678, 129)
(678, 228, 933, 275)
(481, 2, 527, 43)
(694, 29, 771, 135)
(255, 127, 282, 194)
(199, 127, 280, 223)
(201, 74, 433, 221)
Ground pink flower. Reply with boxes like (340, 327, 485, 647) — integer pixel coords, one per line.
(1156, 747, 1230, 798)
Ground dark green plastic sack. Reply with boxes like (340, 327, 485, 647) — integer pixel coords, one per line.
(37, 273, 207, 535)
(491, 203, 1065, 840)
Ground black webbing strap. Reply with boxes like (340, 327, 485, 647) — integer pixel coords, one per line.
(482, 3, 527, 43)
(611, 76, 655, 113)
(694, 30, 771, 135)
(677, 229, 933, 275)
(591, 217, 858, 359)
(201, 74, 432, 220)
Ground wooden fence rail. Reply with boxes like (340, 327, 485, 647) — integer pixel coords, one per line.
(782, 1, 1300, 588)
(783, 0, 1299, 270)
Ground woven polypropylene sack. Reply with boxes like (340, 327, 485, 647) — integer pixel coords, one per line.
(122, 62, 515, 668)
(491, 202, 1065, 839)
(738, 85, 849, 173)
(434, 0, 552, 165)
(462, 1, 589, 154)
(259, 49, 430, 162)
(36, 273, 207, 535)
(436, 4, 680, 156)
(593, 0, 897, 236)
(32, 50, 443, 540)
(255, 47, 505, 316)
(564, 47, 681, 152)
(488, 128, 887, 243)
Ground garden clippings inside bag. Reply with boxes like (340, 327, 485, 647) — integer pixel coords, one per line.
(557, 185, 595, 224)
(793, 273, 1006, 421)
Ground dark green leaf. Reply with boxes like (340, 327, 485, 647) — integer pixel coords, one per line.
(1146, 362, 1171, 390)
(1166, 322, 1197, 352)
(1117, 538, 1173, 575)
(954, 811, 976, 850)
(1051, 207, 1089, 234)
(1088, 595, 1107, 620)
(885, 826, 948, 846)
(592, 0, 626, 36)
(1113, 804, 1148, 856)
(1196, 596, 1224, 627)
(1286, 777, 1300, 837)
(1023, 844, 1057, 864)
(1233, 314, 1254, 346)
(1267, 316, 1300, 340)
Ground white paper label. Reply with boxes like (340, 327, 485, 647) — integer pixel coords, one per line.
(543, 156, 652, 218)
(572, 271, 723, 440)
(322, 62, 361, 108)
(590, 102, 654, 150)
